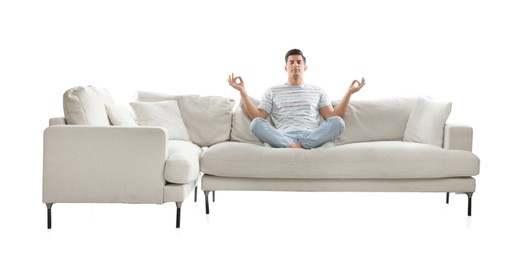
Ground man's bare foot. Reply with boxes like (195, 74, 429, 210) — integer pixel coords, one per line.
(289, 143, 303, 149)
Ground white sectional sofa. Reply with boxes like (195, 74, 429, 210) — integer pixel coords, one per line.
(43, 86, 480, 229)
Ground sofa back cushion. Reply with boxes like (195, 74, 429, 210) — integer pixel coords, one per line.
(136, 90, 235, 147)
(230, 97, 271, 144)
(231, 96, 416, 145)
(333, 97, 417, 145)
(63, 86, 114, 125)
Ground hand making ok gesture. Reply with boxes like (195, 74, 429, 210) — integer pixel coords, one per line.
(348, 77, 366, 95)
(227, 73, 245, 93)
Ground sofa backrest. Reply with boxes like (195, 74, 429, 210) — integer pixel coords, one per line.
(230, 97, 270, 145)
(136, 90, 235, 147)
(333, 97, 416, 145)
(63, 86, 114, 125)
(230, 96, 417, 145)
(61, 87, 429, 147)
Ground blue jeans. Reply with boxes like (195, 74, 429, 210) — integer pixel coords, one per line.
(250, 116, 345, 149)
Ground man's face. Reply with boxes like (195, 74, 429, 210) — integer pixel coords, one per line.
(285, 55, 307, 76)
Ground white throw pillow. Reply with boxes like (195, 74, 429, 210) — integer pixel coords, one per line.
(105, 104, 138, 126)
(130, 100, 190, 141)
(63, 85, 113, 125)
(403, 96, 452, 147)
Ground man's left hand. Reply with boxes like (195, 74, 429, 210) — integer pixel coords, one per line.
(348, 77, 365, 94)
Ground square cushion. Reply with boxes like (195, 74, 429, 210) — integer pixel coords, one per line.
(105, 104, 138, 126)
(130, 100, 190, 141)
(403, 96, 452, 147)
(136, 91, 235, 147)
(333, 97, 417, 145)
(63, 86, 114, 125)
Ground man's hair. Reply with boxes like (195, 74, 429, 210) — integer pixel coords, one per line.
(285, 49, 306, 64)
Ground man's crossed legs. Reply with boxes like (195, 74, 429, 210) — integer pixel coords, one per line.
(250, 116, 344, 149)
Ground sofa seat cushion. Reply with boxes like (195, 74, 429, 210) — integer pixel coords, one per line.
(164, 140, 203, 184)
(200, 141, 479, 179)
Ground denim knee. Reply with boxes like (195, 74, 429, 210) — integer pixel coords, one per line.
(328, 116, 345, 133)
(250, 117, 268, 134)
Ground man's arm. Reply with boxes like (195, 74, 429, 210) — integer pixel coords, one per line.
(228, 73, 269, 120)
(320, 78, 365, 119)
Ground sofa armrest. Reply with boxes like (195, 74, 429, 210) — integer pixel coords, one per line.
(43, 125, 168, 204)
(49, 117, 66, 126)
(443, 123, 473, 151)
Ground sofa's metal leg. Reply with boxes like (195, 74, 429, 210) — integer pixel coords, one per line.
(175, 202, 182, 228)
(213, 190, 216, 202)
(194, 186, 198, 203)
(466, 192, 473, 216)
(446, 192, 450, 204)
(204, 191, 210, 214)
(46, 203, 53, 229)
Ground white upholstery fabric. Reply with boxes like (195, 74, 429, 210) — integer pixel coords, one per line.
(443, 123, 473, 151)
(63, 86, 113, 125)
(333, 97, 416, 145)
(105, 104, 138, 126)
(403, 96, 452, 147)
(164, 179, 198, 203)
(201, 141, 479, 179)
(43, 125, 168, 203)
(230, 97, 271, 144)
(130, 100, 190, 141)
(49, 117, 66, 126)
(164, 140, 203, 184)
(202, 175, 476, 193)
(136, 91, 235, 147)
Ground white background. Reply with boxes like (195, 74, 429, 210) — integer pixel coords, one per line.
(1, 0, 511, 259)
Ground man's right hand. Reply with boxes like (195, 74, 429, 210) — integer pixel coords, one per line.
(228, 73, 245, 93)
(227, 73, 268, 120)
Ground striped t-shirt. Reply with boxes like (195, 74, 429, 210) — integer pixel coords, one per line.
(258, 84, 331, 132)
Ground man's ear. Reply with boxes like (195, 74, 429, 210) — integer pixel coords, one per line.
(304, 65, 308, 71)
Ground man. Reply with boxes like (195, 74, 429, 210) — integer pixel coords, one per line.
(228, 49, 365, 149)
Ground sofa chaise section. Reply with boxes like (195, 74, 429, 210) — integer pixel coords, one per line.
(42, 86, 235, 229)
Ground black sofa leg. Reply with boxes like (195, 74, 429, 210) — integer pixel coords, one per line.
(204, 191, 210, 214)
(467, 192, 473, 216)
(213, 191, 215, 202)
(175, 202, 182, 228)
(46, 203, 53, 229)
(194, 186, 198, 202)
(446, 192, 450, 204)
